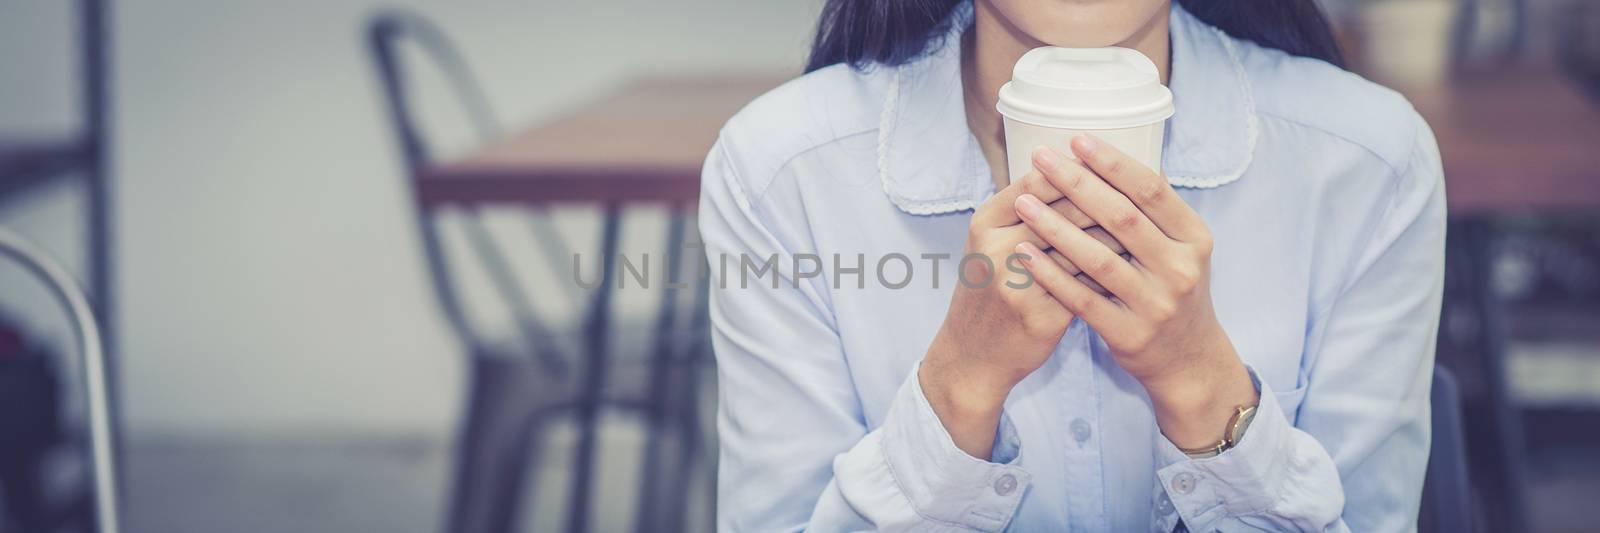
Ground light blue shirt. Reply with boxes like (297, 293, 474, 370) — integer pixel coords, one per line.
(698, 4, 1445, 532)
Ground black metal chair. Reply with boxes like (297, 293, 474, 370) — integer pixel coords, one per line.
(0, 0, 114, 382)
(1422, 365, 1473, 533)
(0, 228, 120, 533)
(365, 9, 710, 533)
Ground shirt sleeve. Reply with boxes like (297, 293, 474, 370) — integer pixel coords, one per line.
(701, 137, 1032, 532)
(1151, 119, 1447, 532)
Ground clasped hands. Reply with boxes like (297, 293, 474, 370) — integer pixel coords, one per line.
(921, 134, 1257, 459)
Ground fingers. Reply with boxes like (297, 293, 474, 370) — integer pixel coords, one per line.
(982, 248, 1063, 324)
(997, 248, 1073, 322)
(1069, 135, 1208, 243)
(1017, 242, 1128, 328)
(995, 223, 1126, 259)
(1048, 197, 1095, 229)
(975, 170, 1056, 228)
(1084, 226, 1126, 256)
(1030, 147, 1170, 262)
(1042, 246, 1133, 288)
(975, 169, 1096, 229)
(1029, 232, 1132, 276)
(1015, 193, 1147, 304)
(1045, 249, 1112, 295)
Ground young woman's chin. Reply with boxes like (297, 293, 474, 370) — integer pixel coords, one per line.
(982, 0, 1170, 48)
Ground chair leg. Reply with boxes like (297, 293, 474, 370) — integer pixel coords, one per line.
(481, 419, 542, 533)
(634, 206, 690, 533)
(442, 371, 489, 533)
(566, 206, 623, 533)
(444, 357, 558, 533)
(1456, 218, 1531, 531)
(689, 251, 719, 531)
(493, 410, 564, 533)
(659, 359, 710, 532)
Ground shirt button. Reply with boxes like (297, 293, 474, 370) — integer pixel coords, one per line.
(1070, 418, 1092, 443)
(1156, 493, 1175, 516)
(1171, 472, 1198, 495)
(994, 473, 1018, 496)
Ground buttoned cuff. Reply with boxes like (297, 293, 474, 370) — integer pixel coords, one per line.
(877, 362, 1031, 531)
(1151, 367, 1292, 533)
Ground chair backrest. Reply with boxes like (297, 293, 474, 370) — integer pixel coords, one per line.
(1422, 365, 1473, 533)
(0, 228, 119, 533)
(364, 9, 574, 376)
(366, 8, 501, 172)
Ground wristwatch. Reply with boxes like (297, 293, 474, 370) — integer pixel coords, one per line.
(1179, 404, 1258, 459)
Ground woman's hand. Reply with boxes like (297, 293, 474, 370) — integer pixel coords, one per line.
(919, 170, 1123, 459)
(1011, 135, 1258, 450)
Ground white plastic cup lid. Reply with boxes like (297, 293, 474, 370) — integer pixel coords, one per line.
(996, 46, 1175, 129)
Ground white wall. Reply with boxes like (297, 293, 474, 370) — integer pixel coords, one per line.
(0, 0, 820, 439)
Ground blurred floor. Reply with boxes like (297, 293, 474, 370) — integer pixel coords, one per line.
(1528, 446, 1600, 533)
(1514, 340, 1600, 533)
(124, 411, 714, 533)
(125, 435, 449, 533)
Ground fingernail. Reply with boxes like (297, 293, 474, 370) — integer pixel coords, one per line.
(1032, 146, 1060, 172)
(1015, 194, 1044, 220)
(1074, 134, 1098, 156)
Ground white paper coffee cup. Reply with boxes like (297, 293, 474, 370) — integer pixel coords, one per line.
(996, 46, 1175, 186)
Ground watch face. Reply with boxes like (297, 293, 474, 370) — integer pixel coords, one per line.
(1228, 406, 1259, 445)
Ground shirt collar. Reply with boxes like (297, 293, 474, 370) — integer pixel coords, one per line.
(877, 2, 1257, 215)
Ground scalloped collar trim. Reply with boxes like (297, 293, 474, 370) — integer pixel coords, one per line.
(878, 3, 1256, 216)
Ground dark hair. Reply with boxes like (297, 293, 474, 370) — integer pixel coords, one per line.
(804, 0, 1345, 73)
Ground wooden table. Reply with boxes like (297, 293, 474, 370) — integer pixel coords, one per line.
(418, 75, 783, 206)
(422, 69, 1600, 214)
(1398, 65, 1600, 215)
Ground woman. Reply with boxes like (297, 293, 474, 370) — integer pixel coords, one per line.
(699, 0, 1444, 530)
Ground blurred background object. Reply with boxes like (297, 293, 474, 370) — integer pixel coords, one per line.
(1557, 1, 1600, 99)
(0, 228, 121, 533)
(365, 9, 753, 532)
(1327, 0, 1600, 531)
(2, 1, 809, 532)
(0, 317, 64, 532)
(1, 0, 1598, 532)
(1344, 0, 1460, 87)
